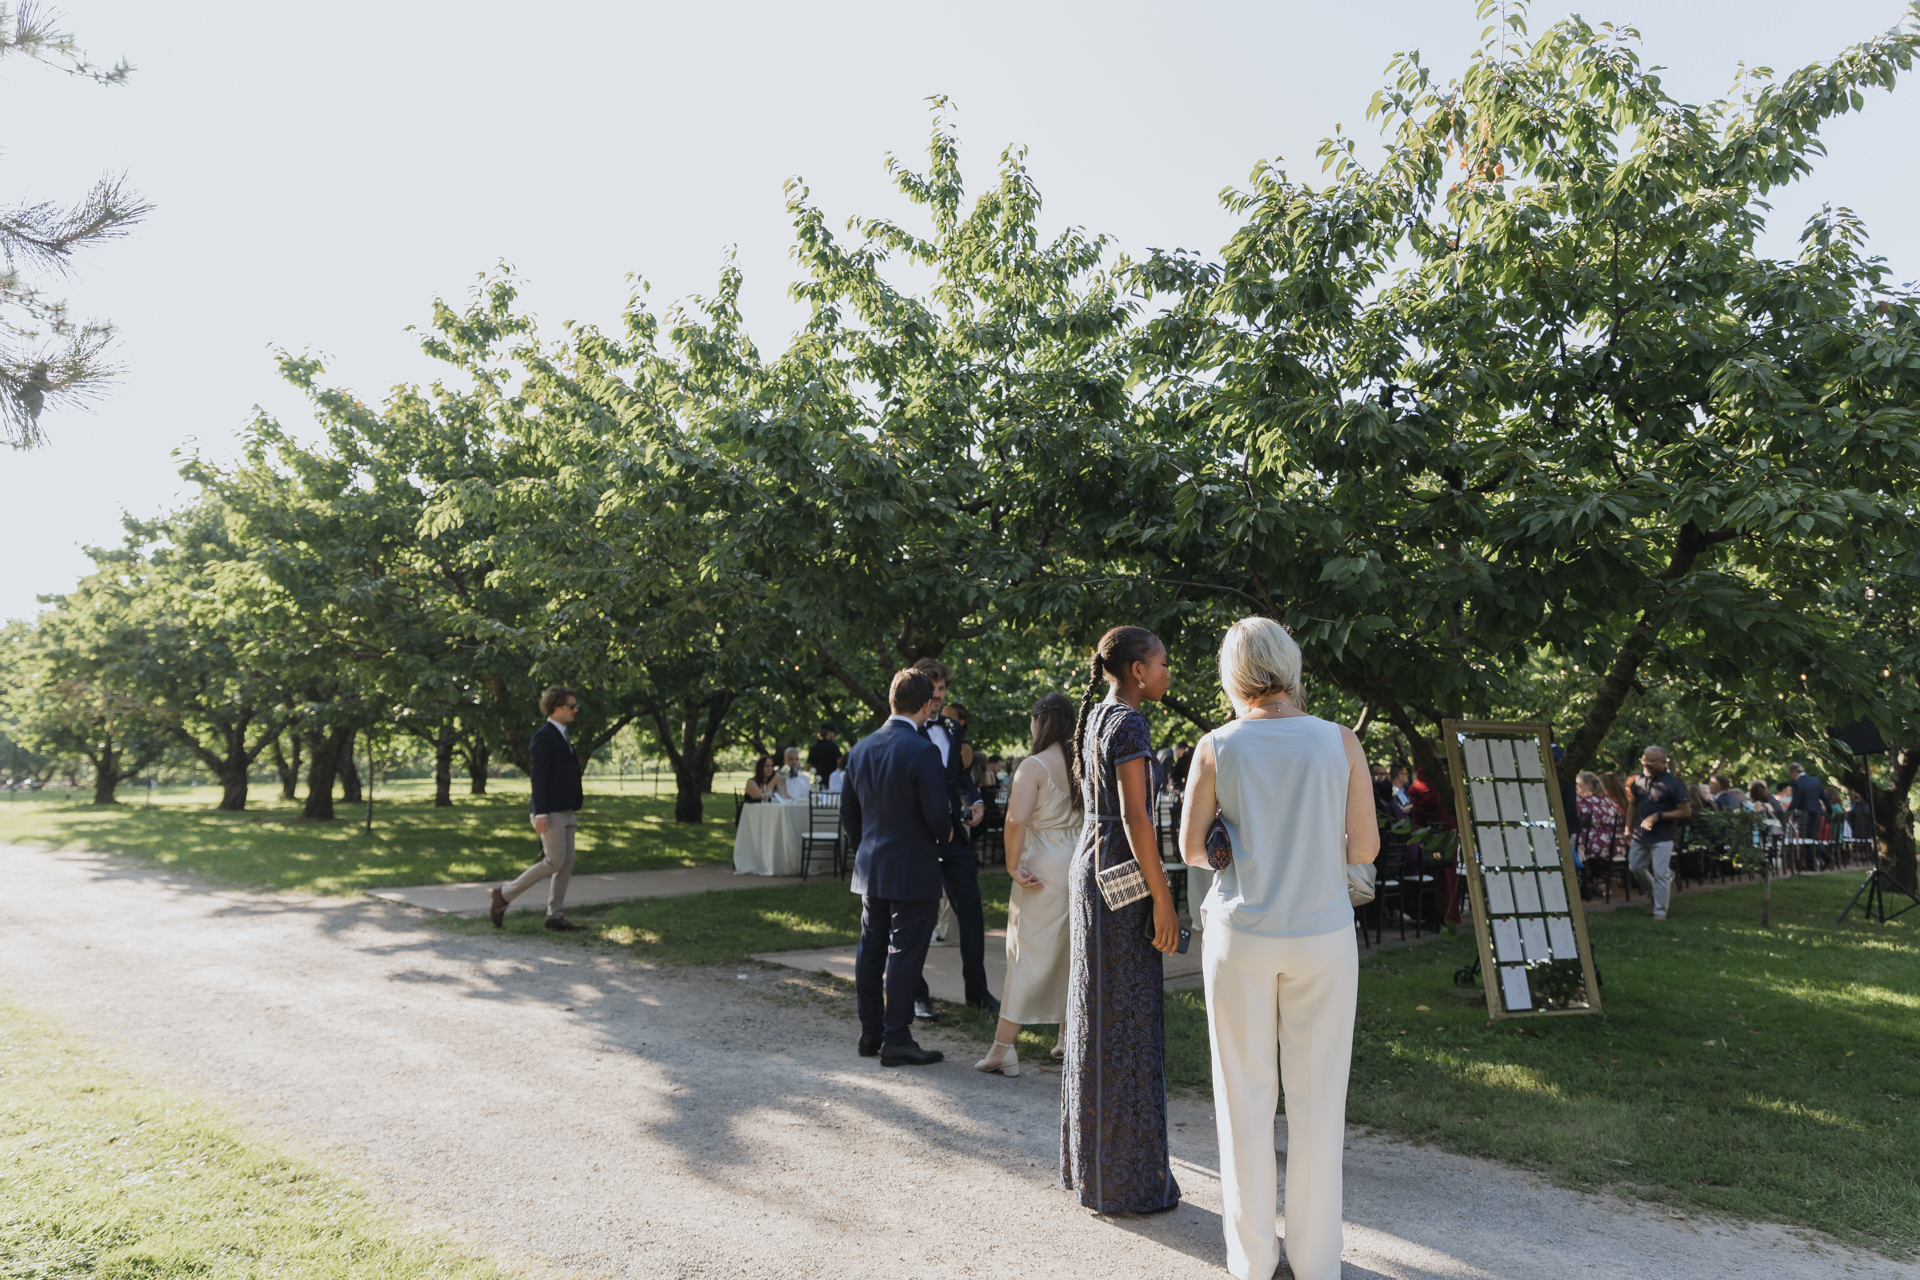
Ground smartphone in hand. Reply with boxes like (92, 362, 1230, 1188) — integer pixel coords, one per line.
(1145, 919, 1192, 954)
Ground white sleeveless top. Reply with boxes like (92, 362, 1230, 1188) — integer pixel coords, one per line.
(1203, 714, 1352, 938)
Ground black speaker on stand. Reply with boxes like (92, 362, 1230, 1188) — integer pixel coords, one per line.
(1829, 718, 1918, 925)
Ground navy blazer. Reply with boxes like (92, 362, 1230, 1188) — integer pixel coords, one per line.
(923, 716, 982, 825)
(529, 721, 584, 815)
(843, 718, 950, 902)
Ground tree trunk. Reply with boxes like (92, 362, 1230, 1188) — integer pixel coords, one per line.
(91, 737, 120, 805)
(335, 728, 363, 803)
(648, 690, 737, 825)
(464, 731, 490, 795)
(303, 727, 353, 820)
(434, 722, 455, 808)
(271, 734, 301, 801)
(218, 767, 250, 812)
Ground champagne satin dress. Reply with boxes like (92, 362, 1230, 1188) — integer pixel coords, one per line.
(1001, 754, 1077, 1024)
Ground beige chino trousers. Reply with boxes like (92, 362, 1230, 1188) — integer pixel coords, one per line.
(1203, 922, 1358, 1280)
(502, 810, 577, 917)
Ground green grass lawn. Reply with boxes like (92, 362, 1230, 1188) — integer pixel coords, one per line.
(1338, 873, 1919, 1255)
(487, 870, 1917, 1254)
(0, 777, 744, 895)
(0, 998, 509, 1280)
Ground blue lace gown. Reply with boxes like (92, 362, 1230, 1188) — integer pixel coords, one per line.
(1061, 697, 1181, 1214)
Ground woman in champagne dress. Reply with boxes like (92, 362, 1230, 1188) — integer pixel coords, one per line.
(976, 694, 1080, 1077)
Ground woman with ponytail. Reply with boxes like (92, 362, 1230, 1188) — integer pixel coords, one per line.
(1060, 625, 1182, 1216)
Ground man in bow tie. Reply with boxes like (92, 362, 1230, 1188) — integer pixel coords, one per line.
(910, 657, 997, 1016)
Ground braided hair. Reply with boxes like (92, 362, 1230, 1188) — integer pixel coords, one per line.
(1067, 625, 1162, 798)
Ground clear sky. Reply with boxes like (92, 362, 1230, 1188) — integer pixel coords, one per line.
(4, 0, 1916, 623)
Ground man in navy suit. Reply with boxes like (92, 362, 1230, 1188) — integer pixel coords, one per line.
(843, 669, 952, 1067)
(489, 685, 587, 931)
(911, 658, 997, 1015)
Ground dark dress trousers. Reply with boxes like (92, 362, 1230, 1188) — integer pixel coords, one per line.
(915, 716, 993, 1006)
(528, 721, 584, 815)
(843, 719, 950, 1044)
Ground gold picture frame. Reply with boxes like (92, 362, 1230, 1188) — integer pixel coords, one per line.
(1441, 719, 1603, 1021)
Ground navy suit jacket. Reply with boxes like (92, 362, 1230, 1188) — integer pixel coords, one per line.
(528, 721, 584, 815)
(924, 716, 982, 828)
(844, 718, 950, 902)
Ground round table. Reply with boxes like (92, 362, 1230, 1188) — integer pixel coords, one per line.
(733, 803, 811, 876)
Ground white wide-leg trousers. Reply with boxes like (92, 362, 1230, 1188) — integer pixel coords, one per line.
(1203, 922, 1357, 1280)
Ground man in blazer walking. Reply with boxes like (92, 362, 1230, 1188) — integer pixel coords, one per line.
(842, 669, 952, 1066)
(490, 686, 587, 931)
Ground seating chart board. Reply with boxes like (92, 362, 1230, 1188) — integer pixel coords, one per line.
(1442, 720, 1602, 1020)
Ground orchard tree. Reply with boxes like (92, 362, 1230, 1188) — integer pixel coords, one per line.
(1116, 1, 1920, 797)
(3, 577, 167, 803)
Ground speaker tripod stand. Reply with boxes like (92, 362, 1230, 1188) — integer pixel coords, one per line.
(1827, 718, 1918, 925)
(1834, 862, 1920, 925)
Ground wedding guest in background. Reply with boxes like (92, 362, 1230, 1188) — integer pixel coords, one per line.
(778, 747, 811, 801)
(1748, 780, 1786, 832)
(807, 724, 840, 789)
(1168, 740, 1195, 793)
(1061, 626, 1181, 1216)
(1180, 618, 1375, 1280)
(1390, 761, 1412, 808)
(744, 754, 778, 802)
(947, 702, 975, 772)
(976, 693, 1079, 1077)
(1574, 771, 1623, 897)
(1628, 745, 1691, 920)
(827, 751, 849, 795)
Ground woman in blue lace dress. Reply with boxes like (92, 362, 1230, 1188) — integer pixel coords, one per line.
(1061, 625, 1182, 1214)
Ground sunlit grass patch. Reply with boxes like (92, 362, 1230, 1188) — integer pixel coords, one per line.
(0, 779, 737, 895)
(0, 998, 510, 1279)
(1346, 875, 1917, 1254)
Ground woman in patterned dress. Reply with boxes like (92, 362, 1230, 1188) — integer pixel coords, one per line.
(1060, 626, 1182, 1215)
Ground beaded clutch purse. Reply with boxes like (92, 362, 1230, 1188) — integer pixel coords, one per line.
(1094, 858, 1151, 910)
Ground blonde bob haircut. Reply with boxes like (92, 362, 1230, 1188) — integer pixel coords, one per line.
(1217, 616, 1302, 712)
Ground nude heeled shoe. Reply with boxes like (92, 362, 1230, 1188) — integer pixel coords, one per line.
(974, 1041, 1020, 1077)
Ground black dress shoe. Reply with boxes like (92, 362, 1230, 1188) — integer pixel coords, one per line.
(858, 1036, 882, 1057)
(967, 993, 1001, 1014)
(880, 1040, 944, 1067)
(544, 915, 585, 931)
(913, 999, 938, 1021)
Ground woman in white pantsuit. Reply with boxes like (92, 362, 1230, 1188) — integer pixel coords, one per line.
(1180, 618, 1378, 1280)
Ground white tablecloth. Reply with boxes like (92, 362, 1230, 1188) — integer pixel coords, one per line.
(733, 803, 810, 876)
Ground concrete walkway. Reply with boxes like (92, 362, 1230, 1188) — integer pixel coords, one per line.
(365, 864, 804, 915)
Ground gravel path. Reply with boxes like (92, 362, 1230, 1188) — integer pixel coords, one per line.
(2, 843, 1911, 1280)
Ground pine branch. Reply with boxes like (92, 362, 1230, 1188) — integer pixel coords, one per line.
(0, 3, 133, 86)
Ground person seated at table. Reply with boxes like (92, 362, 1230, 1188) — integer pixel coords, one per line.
(777, 747, 811, 802)
(744, 754, 778, 802)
